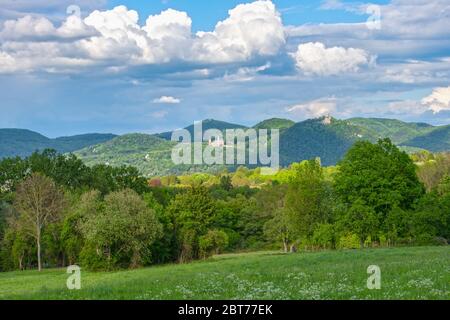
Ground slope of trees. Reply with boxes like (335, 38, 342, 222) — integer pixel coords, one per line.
(0, 128, 116, 159)
(0, 141, 448, 272)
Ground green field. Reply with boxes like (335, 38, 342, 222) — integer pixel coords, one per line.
(1, 246, 448, 300)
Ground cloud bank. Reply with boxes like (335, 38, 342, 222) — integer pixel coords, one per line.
(292, 42, 374, 76)
(0, 0, 449, 136)
(422, 86, 450, 114)
(0, 1, 286, 73)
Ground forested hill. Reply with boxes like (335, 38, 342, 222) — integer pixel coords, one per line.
(279, 117, 370, 166)
(279, 117, 449, 166)
(400, 125, 450, 152)
(346, 118, 435, 144)
(0, 129, 116, 159)
(253, 118, 295, 131)
(156, 119, 247, 140)
(1, 117, 449, 174)
(74, 134, 178, 176)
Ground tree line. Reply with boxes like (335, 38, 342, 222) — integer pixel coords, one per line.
(0, 139, 448, 272)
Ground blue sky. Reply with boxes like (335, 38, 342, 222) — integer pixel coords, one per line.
(107, 0, 384, 28)
(0, 0, 449, 137)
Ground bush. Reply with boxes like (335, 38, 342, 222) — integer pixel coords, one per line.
(432, 236, 448, 246)
(79, 244, 113, 271)
(379, 233, 388, 247)
(337, 233, 360, 249)
(364, 235, 372, 248)
(312, 224, 335, 249)
(199, 230, 229, 259)
(413, 234, 448, 246)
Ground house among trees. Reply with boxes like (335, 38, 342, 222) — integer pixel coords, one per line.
(208, 136, 227, 148)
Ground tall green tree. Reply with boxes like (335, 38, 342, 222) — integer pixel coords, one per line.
(336, 199, 379, 247)
(334, 139, 424, 213)
(0, 157, 28, 198)
(167, 186, 216, 262)
(416, 153, 450, 191)
(410, 176, 450, 242)
(334, 139, 425, 245)
(13, 173, 65, 271)
(79, 189, 162, 270)
(264, 208, 294, 252)
(285, 159, 332, 244)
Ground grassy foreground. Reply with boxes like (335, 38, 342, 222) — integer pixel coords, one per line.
(0, 246, 448, 300)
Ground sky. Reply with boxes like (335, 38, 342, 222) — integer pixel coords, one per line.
(0, 0, 449, 137)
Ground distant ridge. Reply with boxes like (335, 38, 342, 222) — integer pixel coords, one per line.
(157, 119, 247, 140)
(346, 118, 434, 144)
(253, 118, 295, 131)
(280, 116, 369, 166)
(0, 128, 116, 159)
(74, 133, 176, 176)
(400, 125, 450, 152)
(2, 117, 449, 175)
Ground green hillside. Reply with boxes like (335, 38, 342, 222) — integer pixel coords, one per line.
(74, 134, 177, 176)
(400, 125, 450, 152)
(278, 117, 449, 166)
(3, 117, 449, 175)
(157, 119, 247, 140)
(279, 117, 372, 166)
(347, 118, 434, 144)
(0, 129, 116, 159)
(73, 133, 231, 176)
(73, 117, 450, 175)
(0, 129, 50, 158)
(53, 133, 118, 153)
(253, 118, 295, 131)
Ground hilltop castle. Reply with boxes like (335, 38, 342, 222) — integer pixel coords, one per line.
(322, 114, 332, 125)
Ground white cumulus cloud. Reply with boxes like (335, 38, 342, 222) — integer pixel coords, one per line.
(0, 1, 286, 73)
(144, 9, 192, 41)
(193, 0, 285, 63)
(292, 42, 374, 76)
(0, 14, 97, 41)
(153, 96, 181, 104)
(0, 51, 17, 73)
(286, 97, 337, 118)
(421, 86, 450, 113)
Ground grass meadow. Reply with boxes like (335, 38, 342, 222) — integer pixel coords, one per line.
(0, 246, 448, 300)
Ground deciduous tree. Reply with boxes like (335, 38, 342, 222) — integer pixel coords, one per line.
(13, 173, 65, 271)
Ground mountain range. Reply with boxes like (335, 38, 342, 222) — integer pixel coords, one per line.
(0, 129, 116, 159)
(1, 117, 449, 176)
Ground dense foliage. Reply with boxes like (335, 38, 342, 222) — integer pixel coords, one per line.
(0, 139, 448, 272)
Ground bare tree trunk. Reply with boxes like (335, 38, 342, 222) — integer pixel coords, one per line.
(283, 241, 288, 253)
(37, 228, 42, 271)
